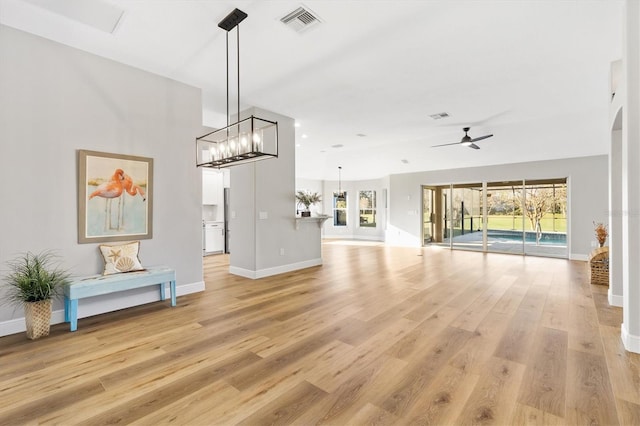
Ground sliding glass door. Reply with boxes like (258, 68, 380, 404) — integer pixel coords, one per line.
(486, 181, 525, 255)
(523, 179, 567, 258)
(423, 178, 568, 259)
(422, 187, 434, 245)
(451, 184, 484, 252)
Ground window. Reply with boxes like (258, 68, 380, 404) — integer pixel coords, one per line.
(359, 190, 376, 227)
(333, 192, 347, 226)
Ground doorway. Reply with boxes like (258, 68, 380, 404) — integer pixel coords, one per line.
(422, 186, 434, 245)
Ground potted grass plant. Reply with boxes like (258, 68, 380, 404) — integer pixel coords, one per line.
(3, 251, 70, 339)
(296, 190, 322, 217)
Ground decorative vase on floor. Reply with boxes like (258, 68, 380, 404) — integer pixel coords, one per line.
(24, 299, 52, 340)
(2, 251, 70, 340)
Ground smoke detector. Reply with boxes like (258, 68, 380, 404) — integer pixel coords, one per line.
(280, 5, 322, 34)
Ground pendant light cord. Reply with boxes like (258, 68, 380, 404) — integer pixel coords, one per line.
(226, 31, 229, 130)
(237, 25, 240, 132)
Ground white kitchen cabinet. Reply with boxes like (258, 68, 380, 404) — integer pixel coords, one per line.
(202, 169, 223, 205)
(204, 222, 225, 254)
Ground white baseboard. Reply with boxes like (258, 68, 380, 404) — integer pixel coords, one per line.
(322, 234, 383, 242)
(0, 281, 204, 338)
(621, 323, 640, 354)
(608, 289, 623, 307)
(229, 258, 323, 280)
(569, 253, 589, 261)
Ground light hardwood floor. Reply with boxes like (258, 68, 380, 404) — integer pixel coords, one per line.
(1, 242, 639, 425)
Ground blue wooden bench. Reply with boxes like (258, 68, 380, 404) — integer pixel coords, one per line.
(64, 266, 176, 332)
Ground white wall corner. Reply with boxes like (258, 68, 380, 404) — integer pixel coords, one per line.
(230, 258, 323, 280)
(608, 288, 624, 307)
(621, 322, 640, 354)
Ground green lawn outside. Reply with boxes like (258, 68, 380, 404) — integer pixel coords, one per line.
(426, 214, 567, 233)
(486, 215, 566, 232)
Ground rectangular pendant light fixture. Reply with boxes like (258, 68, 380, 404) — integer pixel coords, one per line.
(196, 8, 278, 169)
(196, 115, 278, 167)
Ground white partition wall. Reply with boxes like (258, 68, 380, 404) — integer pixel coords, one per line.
(622, 0, 640, 353)
(229, 108, 322, 278)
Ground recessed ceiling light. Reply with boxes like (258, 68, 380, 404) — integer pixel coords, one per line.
(429, 112, 450, 120)
(296, 144, 301, 147)
(294, 122, 301, 127)
(331, 144, 343, 148)
(356, 133, 367, 137)
(302, 134, 308, 138)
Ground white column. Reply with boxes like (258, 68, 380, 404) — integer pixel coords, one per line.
(229, 107, 322, 279)
(609, 123, 623, 307)
(622, 0, 640, 353)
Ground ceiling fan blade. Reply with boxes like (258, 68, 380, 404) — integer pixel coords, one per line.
(431, 141, 461, 148)
(469, 134, 493, 143)
(468, 143, 480, 150)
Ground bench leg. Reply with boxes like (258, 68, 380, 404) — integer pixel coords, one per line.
(69, 299, 78, 332)
(170, 280, 176, 306)
(64, 297, 70, 322)
(160, 282, 166, 301)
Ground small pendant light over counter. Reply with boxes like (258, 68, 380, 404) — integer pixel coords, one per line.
(336, 166, 345, 200)
(196, 8, 278, 168)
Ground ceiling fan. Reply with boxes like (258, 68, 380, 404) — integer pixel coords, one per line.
(432, 127, 494, 150)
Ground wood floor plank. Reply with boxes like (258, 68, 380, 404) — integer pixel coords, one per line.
(345, 403, 399, 426)
(516, 327, 568, 418)
(386, 305, 462, 362)
(449, 310, 513, 375)
(565, 349, 619, 425)
(0, 242, 631, 425)
(305, 317, 415, 393)
(236, 380, 328, 426)
(453, 357, 526, 425)
(493, 308, 541, 364)
(593, 292, 623, 327)
(378, 326, 475, 417)
(292, 355, 406, 425)
(492, 283, 530, 315)
(599, 324, 640, 405)
(129, 380, 240, 425)
(615, 398, 640, 426)
(79, 350, 261, 425)
(510, 402, 565, 425)
(403, 364, 481, 425)
(0, 379, 105, 424)
(449, 274, 515, 332)
(540, 282, 570, 331)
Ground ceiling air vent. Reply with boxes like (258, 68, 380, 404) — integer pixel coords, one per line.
(281, 6, 321, 34)
(429, 112, 450, 120)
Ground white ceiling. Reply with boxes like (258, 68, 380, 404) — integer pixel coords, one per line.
(0, 0, 623, 181)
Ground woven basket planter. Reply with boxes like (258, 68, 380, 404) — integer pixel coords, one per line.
(589, 246, 609, 286)
(24, 299, 52, 340)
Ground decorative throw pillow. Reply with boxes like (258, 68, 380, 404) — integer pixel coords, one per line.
(99, 241, 144, 275)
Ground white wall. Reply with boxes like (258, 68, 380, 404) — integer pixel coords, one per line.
(622, 0, 640, 353)
(386, 155, 608, 258)
(0, 25, 204, 335)
(229, 108, 321, 278)
(320, 178, 387, 241)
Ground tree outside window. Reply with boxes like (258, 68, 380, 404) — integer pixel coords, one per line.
(333, 192, 347, 226)
(359, 190, 376, 227)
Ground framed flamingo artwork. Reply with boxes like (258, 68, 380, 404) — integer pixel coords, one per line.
(77, 150, 153, 243)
